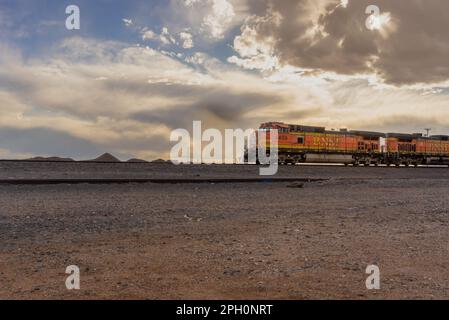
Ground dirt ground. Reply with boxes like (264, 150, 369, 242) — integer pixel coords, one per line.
(0, 162, 449, 299)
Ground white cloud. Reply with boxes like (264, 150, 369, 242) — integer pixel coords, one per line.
(228, 12, 281, 71)
(185, 52, 208, 65)
(180, 0, 237, 39)
(140, 27, 178, 46)
(140, 27, 194, 50)
(183, 0, 202, 6)
(179, 31, 194, 49)
(202, 0, 235, 38)
(228, 54, 279, 71)
(122, 18, 133, 27)
(161, 27, 177, 45)
(141, 29, 158, 41)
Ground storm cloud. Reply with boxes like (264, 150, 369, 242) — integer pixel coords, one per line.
(234, 0, 449, 85)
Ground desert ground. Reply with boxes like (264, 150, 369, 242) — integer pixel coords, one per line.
(0, 161, 449, 299)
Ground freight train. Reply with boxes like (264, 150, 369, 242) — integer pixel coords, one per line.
(258, 122, 449, 166)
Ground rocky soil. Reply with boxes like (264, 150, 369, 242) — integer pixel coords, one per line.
(0, 162, 449, 299)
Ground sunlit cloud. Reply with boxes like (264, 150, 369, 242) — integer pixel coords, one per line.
(366, 12, 391, 31)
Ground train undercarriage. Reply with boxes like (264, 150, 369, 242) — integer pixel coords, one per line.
(258, 150, 449, 167)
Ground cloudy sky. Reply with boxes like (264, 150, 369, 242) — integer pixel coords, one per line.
(1, 0, 449, 160)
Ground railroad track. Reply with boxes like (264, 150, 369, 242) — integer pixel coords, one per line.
(0, 177, 326, 185)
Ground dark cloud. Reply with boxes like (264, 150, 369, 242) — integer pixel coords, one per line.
(242, 0, 449, 85)
(131, 89, 286, 129)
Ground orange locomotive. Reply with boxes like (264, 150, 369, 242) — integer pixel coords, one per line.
(259, 122, 449, 166)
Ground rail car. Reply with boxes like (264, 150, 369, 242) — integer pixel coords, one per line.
(258, 122, 449, 166)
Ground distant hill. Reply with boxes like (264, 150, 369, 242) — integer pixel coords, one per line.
(25, 156, 75, 162)
(87, 153, 121, 162)
(18, 154, 169, 163)
(151, 159, 171, 164)
(126, 158, 148, 163)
